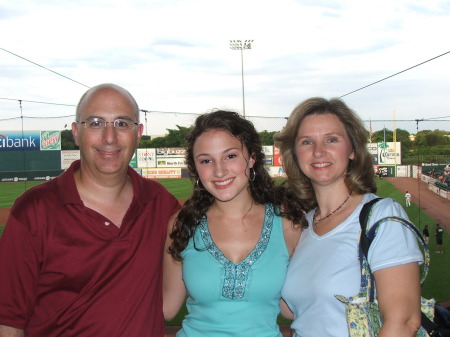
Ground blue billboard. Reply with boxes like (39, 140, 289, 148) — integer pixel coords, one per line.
(0, 131, 41, 151)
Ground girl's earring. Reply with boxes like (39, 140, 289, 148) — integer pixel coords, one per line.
(196, 178, 205, 190)
(249, 168, 256, 182)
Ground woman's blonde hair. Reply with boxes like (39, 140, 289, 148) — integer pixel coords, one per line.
(274, 97, 376, 209)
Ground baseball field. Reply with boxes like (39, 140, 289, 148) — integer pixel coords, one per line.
(0, 177, 449, 329)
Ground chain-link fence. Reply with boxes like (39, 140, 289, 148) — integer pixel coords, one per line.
(1, 103, 449, 179)
(1, 104, 449, 143)
(2, 105, 450, 224)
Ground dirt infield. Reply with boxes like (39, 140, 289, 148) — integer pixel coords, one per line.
(0, 208, 9, 226)
(386, 177, 450, 232)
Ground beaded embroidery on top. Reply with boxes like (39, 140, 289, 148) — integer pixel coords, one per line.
(199, 203, 275, 300)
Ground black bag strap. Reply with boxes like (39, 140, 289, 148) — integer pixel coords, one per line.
(357, 197, 382, 302)
(421, 311, 441, 337)
(359, 197, 382, 258)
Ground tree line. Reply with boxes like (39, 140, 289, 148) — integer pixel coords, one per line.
(60, 126, 450, 163)
(60, 127, 278, 150)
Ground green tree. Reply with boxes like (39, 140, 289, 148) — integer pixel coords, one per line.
(394, 128, 413, 150)
(415, 130, 449, 147)
(258, 130, 277, 145)
(371, 128, 413, 150)
(61, 129, 78, 150)
(371, 128, 393, 143)
(139, 125, 191, 148)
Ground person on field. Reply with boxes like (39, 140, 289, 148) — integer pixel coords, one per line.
(163, 110, 307, 336)
(405, 191, 411, 207)
(435, 223, 444, 253)
(423, 224, 430, 245)
(0, 84, 180, 337)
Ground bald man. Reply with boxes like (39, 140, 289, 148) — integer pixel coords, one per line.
(0, 84, 180, 337)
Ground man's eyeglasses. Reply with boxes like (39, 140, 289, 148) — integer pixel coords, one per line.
(78, 117, 139, 130)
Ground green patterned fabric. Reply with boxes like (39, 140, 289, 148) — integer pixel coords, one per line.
(336, 212, 434, 337)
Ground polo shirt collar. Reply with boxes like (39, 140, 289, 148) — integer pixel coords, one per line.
(58, 160, 83, 206)
(58, 160, 158, 207)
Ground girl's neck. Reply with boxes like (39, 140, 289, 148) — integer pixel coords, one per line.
(209, 194, 255, 219)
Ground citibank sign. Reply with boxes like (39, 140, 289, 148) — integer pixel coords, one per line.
(0, 131, 41, 151)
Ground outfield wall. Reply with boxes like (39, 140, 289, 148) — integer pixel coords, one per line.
(0, 138, 430, 181)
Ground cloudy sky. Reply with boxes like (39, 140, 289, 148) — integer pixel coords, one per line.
(1, 0, 449, 135)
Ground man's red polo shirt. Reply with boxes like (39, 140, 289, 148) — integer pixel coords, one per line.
(0, 160, 180, 337)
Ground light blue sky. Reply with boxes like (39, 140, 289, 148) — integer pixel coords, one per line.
(1, 0, 449, 134)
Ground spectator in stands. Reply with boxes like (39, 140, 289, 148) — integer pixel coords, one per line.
(275, 97, 423, 337)
(435, 223, 444, 253)
(163, 110, 307, 336)
(429, 169, 436, 178)
(0, 84, 180, 337)
(423, 224, 430, 245)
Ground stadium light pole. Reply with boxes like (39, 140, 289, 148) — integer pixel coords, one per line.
(229, 39, 253, 118)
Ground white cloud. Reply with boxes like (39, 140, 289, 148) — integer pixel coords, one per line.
(1, 0, 449, 134)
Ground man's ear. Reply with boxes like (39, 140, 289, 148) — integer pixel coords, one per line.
(72, 122, 80, 146)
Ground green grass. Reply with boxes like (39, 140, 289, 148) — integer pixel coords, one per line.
(0, 180, 194, 210)
(375, 179, 450, 303)
(1, 178, 449, 327)
(375, 179, 434, 228)
(154, 178, 194, 200)
(0, 181, 45, 208)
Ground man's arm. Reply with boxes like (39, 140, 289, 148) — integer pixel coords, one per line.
(0, 325, 24, 337)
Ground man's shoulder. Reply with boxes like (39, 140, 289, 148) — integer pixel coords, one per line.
(15, 178, 60, 205)
(8, 177, 62, 223)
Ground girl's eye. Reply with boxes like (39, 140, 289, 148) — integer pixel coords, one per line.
(300, 140, 312, 145)
(199, 159, 211, 164)
(226, 154, 237, 159)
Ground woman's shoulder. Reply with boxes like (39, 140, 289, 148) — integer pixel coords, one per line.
(364, 193, 408, 223)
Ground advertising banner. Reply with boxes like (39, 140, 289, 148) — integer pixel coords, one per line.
(157, 157, 187, 168)
(395, 165, 411, 178)
(265, 166, 286, 178)
(129, 151, 138, 168)
(61, 150, 81, 169)
(367, 142, 401, 165)
(40, 131, 61, 150)
(262, 146, 273, 156)
(0, 169, 63, 182)
(156, 148, 186, 157)
(0, 130, 40, 151)
(142, 168, 182, 179)
(137, 148, 156, 168)
(273, 146, 282, 166)
(263, 157, 273, 166)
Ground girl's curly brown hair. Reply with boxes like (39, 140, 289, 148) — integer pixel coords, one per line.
(169, 110, 308, 261)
